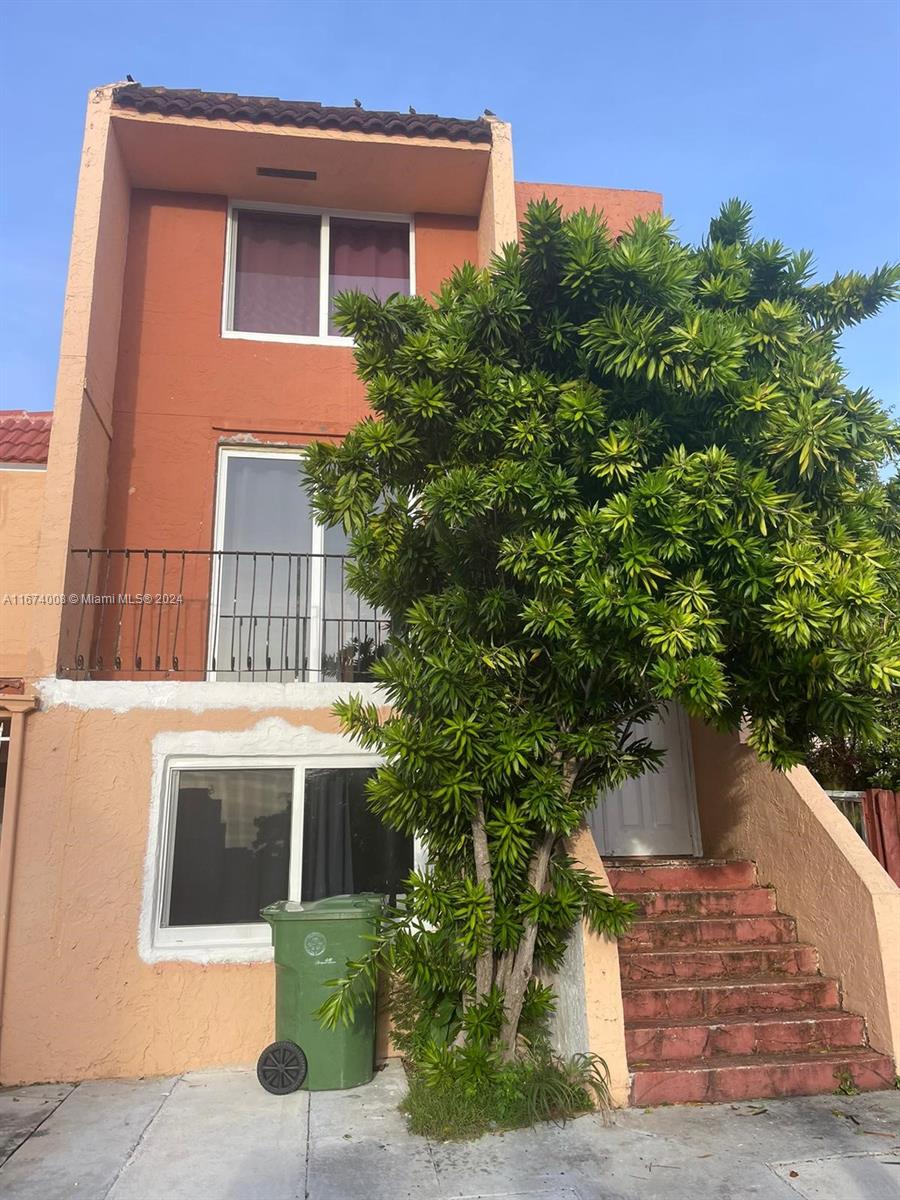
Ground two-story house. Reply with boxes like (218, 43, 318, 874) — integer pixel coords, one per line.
(0, 83, 896, 1106)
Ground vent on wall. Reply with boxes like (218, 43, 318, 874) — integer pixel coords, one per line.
(256, 166, 318, 180)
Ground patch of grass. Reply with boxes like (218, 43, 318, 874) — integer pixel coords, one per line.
(833, 1068, 861, 1096)
(400, 1050, 611, 1141)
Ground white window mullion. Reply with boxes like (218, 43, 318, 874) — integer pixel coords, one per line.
(159, 767, 179, 929)
(319, 214, 330, 338)
(306, 523, 325, 680)
(289, 766, 305, 902)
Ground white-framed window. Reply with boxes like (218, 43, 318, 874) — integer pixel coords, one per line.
(209, 446, 386, 681)
(150, 754, 413, 958)
(221, 201, 415, 345)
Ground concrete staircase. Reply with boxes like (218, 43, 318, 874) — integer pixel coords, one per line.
(609, 858, 895, 1106)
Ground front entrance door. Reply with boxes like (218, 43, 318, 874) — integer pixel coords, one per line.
(589, 705, 701, 857)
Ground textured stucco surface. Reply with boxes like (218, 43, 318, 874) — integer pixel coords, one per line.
(691, 721, 900, 1065)
(0, 471, 45, 679)
(567, 822, 631, 1107)
(515, 180, 663, 238)
(103, 189, 483, 559)
(29, 88, 131, 679)
(37, 677, 386, 714)
(0, 703, 370, 1084)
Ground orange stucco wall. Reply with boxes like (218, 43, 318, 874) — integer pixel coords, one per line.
(691, 721, 900, 1064)
(103, 191, 477, 554)
(515, 180, 662, 236)
(0, 702, 383, 1084)
(0, 470, 46, 680)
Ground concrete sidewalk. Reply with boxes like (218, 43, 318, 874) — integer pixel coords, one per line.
(1, 1061, 898, 1199)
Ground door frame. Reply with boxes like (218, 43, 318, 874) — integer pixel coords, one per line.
(593, 704, 703, 858)
(208, 445, 323, 680)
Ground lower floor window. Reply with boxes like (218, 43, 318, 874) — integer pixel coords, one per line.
(154, 757, 412, 954)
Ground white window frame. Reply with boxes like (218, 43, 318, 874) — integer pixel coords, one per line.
(221, 200, 416, 346)
(150, 752, 420, 959)
(207, 446, 325, 680)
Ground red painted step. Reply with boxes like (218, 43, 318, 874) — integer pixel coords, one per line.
(622, 975, 841, 1022)
(608, 859, 757, 893)
(620, 914, 797, 951)
(626, 1010, 867, 1061)
(610, 857, 894, 1105)
(628, 886, 778, 918)
(630, 1048, 895, 1106)
(620, 943, 819, 983)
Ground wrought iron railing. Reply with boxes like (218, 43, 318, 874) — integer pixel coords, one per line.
(60, 549, 389, 682)
(826, 790, 869, 846)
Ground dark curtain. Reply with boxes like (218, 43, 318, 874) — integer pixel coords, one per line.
(328, 219, 409, 333)
(233, 210, 320, 336)
(301, 767, 412, 900)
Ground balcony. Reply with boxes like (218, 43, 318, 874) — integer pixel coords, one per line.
(59, 549, 390, 683)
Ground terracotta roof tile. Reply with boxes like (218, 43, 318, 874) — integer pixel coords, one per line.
(112, 85, 493, 144)
(0, 411, 52, 465)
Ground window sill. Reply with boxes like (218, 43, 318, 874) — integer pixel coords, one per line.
(146, 924, 274, 965)
(221, 329, 354, 348)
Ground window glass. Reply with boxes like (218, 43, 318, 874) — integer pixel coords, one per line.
(233, 210, 320, 336)
(167, 768, 293, 926)
(328, 218, 410, 334)
(301, 767, 412, 900)
(321, 524, 383, 682)
(215, 455, 313, 680)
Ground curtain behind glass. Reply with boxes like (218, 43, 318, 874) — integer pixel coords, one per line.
(233, 210, 320, 336)
(328, 219, 409, 334)
(301, 767, 412, 900)
(167, 768, 293, 926)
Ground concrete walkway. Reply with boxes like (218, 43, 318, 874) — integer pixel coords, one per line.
(1, 1061, 898, 1199)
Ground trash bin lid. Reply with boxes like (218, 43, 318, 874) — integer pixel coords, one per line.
(260, 894, 386, 922)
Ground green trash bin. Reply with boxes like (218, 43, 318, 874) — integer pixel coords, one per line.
(256, 894, 384, 1094)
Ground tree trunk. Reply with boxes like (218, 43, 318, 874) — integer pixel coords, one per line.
(495, 758, 582, 1061)
(471, 795, 495, 1001)
(497, 830, 556, 1061)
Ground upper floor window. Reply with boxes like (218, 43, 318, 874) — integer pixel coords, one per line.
(223, 205, 414, 344)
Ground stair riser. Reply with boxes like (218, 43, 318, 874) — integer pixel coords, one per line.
(626, 1015, 867, 1062)
(630, 1054, 895, 1106)
(608, 861, 757, 892)
(621, 916, 797, 951)
(623, 979, 841, 1023)
(630, 889, 778, 918)
(621, 945, 818, 983)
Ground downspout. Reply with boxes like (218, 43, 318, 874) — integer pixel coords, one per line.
(0, 692, 37, 1055)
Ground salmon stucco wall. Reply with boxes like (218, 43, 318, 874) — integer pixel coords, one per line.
(29, 90, 131, 679)
(103, 192, 477, 555)
(0, 697, 392, 1084)
(0, 471, 46, 680)
(691, 720, 900, 1065)
(515, 181, 662, 237)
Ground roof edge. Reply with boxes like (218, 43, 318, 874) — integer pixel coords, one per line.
(111, 84, 493, 145)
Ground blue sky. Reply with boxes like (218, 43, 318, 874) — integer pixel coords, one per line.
(2, 0, 898, 415)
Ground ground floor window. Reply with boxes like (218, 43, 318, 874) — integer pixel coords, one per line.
(152, 756, 412, 956)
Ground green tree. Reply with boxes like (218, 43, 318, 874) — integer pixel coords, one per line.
(806, 469, 900, 792)
(304, 198, 899, 1069)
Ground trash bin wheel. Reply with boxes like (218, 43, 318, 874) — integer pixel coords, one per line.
(257, 1040, 307, 1095)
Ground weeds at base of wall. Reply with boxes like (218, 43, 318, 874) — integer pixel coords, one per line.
(399, 1049, 612, 1141)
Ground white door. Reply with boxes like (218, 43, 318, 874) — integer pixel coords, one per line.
(589, 705, 701, 857)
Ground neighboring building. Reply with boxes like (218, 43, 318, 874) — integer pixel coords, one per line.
(0, 412, 52, 687)
(0, 83, 896, 1105)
